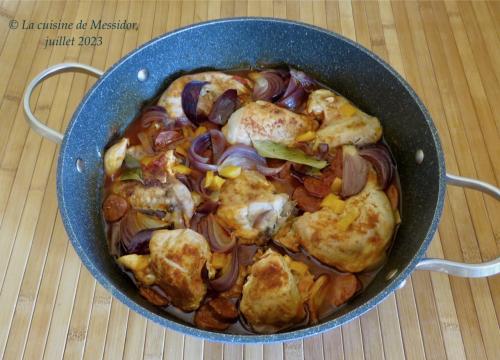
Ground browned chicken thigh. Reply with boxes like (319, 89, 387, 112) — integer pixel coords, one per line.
(275, 171, 395, 273)
(216, 170, 294, 244)
(149, 229, 214, 311)
(222, 101, 317, 145)
(239, 250, 313, 333)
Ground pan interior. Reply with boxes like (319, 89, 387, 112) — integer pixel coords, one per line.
(57, 18, 445, 342)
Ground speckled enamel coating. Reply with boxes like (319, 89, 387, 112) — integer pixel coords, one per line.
(57, 18, 446, 343)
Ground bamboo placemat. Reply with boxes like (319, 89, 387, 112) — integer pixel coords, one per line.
(0, 1, 498, 359)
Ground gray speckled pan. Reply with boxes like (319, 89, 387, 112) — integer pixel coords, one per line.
(23, 18, 499, 343)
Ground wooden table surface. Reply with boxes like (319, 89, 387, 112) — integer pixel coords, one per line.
(0, 0, 499, 359)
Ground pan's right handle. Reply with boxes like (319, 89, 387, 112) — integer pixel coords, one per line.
(23, 62, 104, 144)
(415, 173, 500, 278)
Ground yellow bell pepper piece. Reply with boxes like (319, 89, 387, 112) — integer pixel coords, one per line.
(175, 145, 188, 157)
(330, 177, 342, 194)
(204, 171, 215, 188)
(321, 194, 346, 214)
(209, 175, 226, 191)
(182, 126, 194, 138)
(339, 103, 357, 117)
(194, 126, 208, 137)
(295, 131, 316, 142)
(336, 207, 360, 231)
(172, 164, 192, 175)
(218, 165, 241, 179)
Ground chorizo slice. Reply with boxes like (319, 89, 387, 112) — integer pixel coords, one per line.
(103, 194, 128, 222)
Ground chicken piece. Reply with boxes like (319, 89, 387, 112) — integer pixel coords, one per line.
(306, 89, 382, 148)
(149, 229, 214, 311)
(239, 250, 312, 333)
(216, 170, 293, 244)
(222, 101, 317, 145)
(119, 177, 194, 226)
(117, 254, 156, 286)
(274, 171, 395, 272)
(157, 71, 252, 120)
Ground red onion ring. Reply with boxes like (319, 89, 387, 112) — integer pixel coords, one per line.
(359, 144, 394, 189)
(206, 214, 236, 253)
(210, 129, 227, 163)
(140, 105, 167, 128)
(209, 246, 239, 292)
(188, 132, 219, 172)
(238, 245, 258, 266)
(252, 72, 286, 101)
(182, 81, 209, 124)
(341, 153, 369, 197)
(290, 68, 316, 91)
(196, 200, 219, 214)
(208, 89, 238, 125)
(276, 85, 307, 111)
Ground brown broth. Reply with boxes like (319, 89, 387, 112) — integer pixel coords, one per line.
(103, 67, 402, 334)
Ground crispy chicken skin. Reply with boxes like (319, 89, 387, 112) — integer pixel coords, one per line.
(216, 170, 293, 244)
(157, 71, 252, 120)
(307, 89, 382, 148)
(275, 171, 395, 272)
(222, 101, 318, 145)
(239, 250, 313, 333)
(149, 229, 214, 312)
(113, 176, 194, 226)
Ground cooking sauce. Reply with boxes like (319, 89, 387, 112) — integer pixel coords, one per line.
(102, 67, 402, 334)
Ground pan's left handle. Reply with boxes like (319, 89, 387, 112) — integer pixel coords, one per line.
(415, 173, 500, 278)
(23, 62, 104, 144)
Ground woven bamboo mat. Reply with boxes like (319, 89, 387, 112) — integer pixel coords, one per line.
(0, 1, 498, 359)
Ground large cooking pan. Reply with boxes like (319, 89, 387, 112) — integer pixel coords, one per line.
(23, 18, 499, 343)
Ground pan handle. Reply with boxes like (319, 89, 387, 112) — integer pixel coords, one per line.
(415, 173, 500, 277)
(23, 62, 104, 144)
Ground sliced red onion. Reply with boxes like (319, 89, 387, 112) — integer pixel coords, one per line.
(208, 89, 238, 125)
(209, 129, 227, 162)
(140, 105, 167, 128)
(359, 144, 394, 189)
(256, 163, 287, 176)
(252, 72, 286, 101)
(188, 132, 219, 172)
(209, 246, 239, 292)
(190, 212, 204, 232)
(182, 80, 209, 124)
(281, 77, 299, 99)
(266, 68, 290, 80)
(154, 130, 183, 150)
(120, 211, 166, 255)
(276, 85, 307, 111)
(342, 153, 369, 197)
(217, 144, 266, 167)
(206, 214, 236, 252)
(197, 215, 210, 239)
(238, 245, 258, 266)
(196, 200, 219, 214)
(290, 68, 316, 91)
(125, 229, 154, 254)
